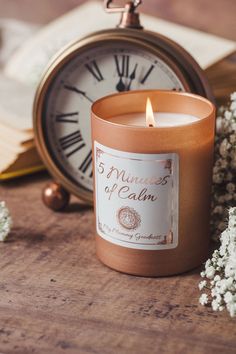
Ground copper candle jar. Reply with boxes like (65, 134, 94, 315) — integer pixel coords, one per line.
(91, 90, 215, 276)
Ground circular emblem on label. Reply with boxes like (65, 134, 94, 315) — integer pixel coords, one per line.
(117, 206, 141, 230)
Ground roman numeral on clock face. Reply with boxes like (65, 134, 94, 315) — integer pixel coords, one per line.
(114, 55, 130, 77)
(85, 60, 104, 82)
(56, 112, 79, 123)
(140, 64, 155, 84)
(79, 150, 92, 177)
(59, 130, 85, 158)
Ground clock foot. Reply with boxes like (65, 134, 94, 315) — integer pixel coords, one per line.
(42, 182, 70, 211)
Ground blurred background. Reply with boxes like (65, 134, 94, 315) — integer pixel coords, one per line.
(0, 0, 235, 180)
(0, 0, 235, 40)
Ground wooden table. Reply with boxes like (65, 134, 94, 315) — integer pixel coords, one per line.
(0, 1, 236, 353)
(1, 174, 236, 354)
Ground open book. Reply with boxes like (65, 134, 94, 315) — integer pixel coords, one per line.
(0, 74, 43, 180)
(0, 0, 235, 180)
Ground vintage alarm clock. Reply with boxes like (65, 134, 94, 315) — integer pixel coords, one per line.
(34, 0, 213, 210)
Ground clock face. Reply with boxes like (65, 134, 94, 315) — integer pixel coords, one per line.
(41, 40, 187, 196)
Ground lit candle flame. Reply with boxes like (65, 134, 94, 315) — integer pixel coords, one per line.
(146, 97, 156, 127)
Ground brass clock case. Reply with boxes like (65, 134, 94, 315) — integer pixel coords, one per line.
(34, 28, 213, 205)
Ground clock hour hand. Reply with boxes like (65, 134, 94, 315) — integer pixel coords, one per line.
(115, 63, 138, 92)
(126, 63, 138, 91)
(116, 77, 126, 92)
(64, 84, 94, 103)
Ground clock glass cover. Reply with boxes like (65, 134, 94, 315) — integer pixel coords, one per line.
(42, 41, 188, 194)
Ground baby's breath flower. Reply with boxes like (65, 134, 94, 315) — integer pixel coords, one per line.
(226, 172, 233, 181)
(216, 258, 224, 268)
(199, 208, 236, 318)
(219, 139, 231, 158)
(224, 291, 233, 303)
(230, 101, 236, 111)
(199, 280, 207, 290)
(211, 92, 236, 240)
(213, 173, 224, 184)
(226, 183, 235, 193)
(230, 134, 236, 144)
(0, 201, 12, 242)
(224, 110, 232, 120)
(229, 209, 236, 228)
(228, 302, 236, 317)
(199, 294, 208, 306)
(213, 206, 223, 214)
(231, 92, 236, 100)
(216, 118, 223, 133)
(226, 277, 233, 287)
(212, 299, 220, 311)
(205, 266, 215, 279)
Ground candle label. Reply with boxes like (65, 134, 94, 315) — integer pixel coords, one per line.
(94, 141, 179, 250)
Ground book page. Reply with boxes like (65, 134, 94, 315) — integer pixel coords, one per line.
(0, 145, 42, 174)
(0, 74, 34, 131)
(0, 19, 40, 69)
(4, 1, 236, 87)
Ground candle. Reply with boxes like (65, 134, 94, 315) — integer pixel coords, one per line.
(109, 112, 198, 127)
(110, 97, 199, 127)
(91, 90, 215, 276)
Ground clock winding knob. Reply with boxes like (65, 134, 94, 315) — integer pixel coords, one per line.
(104, 0, 143, 29)
(42, 182, 70, 211)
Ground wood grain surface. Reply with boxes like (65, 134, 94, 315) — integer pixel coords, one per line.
(1, 174, 236, 354)
(0, 1, 236, 353)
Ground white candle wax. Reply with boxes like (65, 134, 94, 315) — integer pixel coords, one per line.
(109, 112, 199, 127)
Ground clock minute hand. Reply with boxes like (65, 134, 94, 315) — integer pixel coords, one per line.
(126, 63, 138, 91)
(64, 84, 94, 103)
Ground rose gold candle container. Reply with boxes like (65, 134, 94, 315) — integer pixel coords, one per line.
(91, 90, 215, 276)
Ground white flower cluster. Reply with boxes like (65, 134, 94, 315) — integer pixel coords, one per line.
(211, 92, 236, 240)
(199, 207, 236, 317)
(0, 201, 12, 241)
